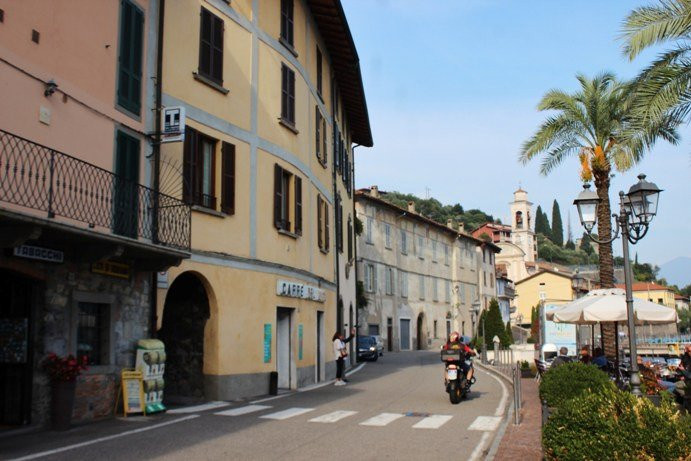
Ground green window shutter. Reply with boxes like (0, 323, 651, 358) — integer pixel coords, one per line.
(117, 0, 143, 115)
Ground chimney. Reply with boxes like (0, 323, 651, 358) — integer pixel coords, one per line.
(458, 222, 465, 233)
(370, 185, 379, 198)
(447, 219, 454, 229)
(407, 201, 416, 213)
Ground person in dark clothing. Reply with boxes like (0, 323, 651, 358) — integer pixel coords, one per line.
(579, 345, 591, 364)
(679, 344, 691, 379)
(442, 332, 476, 383)
(592, 347, 608, 368)
(550, 347, 572, 368)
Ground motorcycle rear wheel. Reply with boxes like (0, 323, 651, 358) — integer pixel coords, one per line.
(448, 382, 462, 404)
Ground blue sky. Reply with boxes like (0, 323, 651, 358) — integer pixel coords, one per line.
(343, 0, 691, 268)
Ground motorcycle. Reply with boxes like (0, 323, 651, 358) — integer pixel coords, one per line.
(441, 348, 475, 404)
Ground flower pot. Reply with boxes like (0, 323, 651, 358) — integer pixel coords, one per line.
(51, 380, 76, 431)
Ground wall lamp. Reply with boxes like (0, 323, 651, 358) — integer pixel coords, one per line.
(44, 79, 58, 97)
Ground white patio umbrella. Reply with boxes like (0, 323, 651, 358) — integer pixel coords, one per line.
(546, 288, 678, 325)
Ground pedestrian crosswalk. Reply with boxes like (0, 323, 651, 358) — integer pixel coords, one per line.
(211, 405, 497, 431)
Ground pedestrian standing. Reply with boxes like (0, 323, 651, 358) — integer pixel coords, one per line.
(333, 327, 355, 386)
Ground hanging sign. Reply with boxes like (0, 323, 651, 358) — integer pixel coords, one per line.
(13, 245, 63, 263)
(161, 106, 185, 143)
(120, 370, 145, 416)
(276, 280, 326, 303)
(263, 323, 272, 363)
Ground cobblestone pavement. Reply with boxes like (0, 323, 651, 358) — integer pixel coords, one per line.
(494, 377, 542, 460)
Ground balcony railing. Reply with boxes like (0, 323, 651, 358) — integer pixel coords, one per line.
(0, 129, 191, 251)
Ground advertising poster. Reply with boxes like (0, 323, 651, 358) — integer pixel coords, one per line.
(298, 324, 303, 360)
(263, 323, 272, 363)
(541, 303, 578, 355)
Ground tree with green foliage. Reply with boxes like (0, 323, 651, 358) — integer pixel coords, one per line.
(529, 305, 540, 343)
(565, 239, 576, 250)
(551, 200, 564, 246)
(505, 321, 514, 345)
(484, 299, 510, 347)
(623, 1, 691, 134)
(534, 205, 551, 237)
(579, 232, 594, 255)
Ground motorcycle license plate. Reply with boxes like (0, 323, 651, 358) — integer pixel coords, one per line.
(447, 369, 458, 380)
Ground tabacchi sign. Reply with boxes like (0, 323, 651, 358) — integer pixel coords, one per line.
(276, 280, 326, 303)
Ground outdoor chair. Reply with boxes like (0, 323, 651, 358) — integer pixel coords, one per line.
(535, 359, 548, 382)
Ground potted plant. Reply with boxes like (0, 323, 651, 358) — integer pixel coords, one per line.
(520, 360, 533, 378)
(42, 353, 87, 430)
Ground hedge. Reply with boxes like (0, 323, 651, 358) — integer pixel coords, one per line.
(539, 361, 613, 408)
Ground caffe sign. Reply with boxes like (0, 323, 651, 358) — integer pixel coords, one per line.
(276, 280, 325, 303)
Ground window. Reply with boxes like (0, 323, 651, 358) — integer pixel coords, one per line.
(281, 64, 296, 127)
(483, 271, 487, 286)
(419, 275, 425, 300)
(117, 0, 144, 115)
(417, 236, 424, 259)
(220, 142, 235, 214)
(460, 284, 466, 305)
(385, 267, 394, 295)
(280, 0, 294, 48)
(77, 302, 109, 366)
(337, 196, 343, 253)
(315, 107, 327, 166)
(274, 164, 302, 234)
(384, 224, 391, 249)
(400, 271, 408, 298)
(539, 291, 546, 301)
(365, 264, 376, 292)
(317, 195, 329, 252)
(432, 241, 437, 262)
(491, 274, 495, 289)
(366, 217, 373, 244)
(347, 217, 353, 261)
(657, 298, 663, 304)
(445, 280, 450, 303)
(198, 7, 224, 85)
(316, 47, 323, 97)
(433, 278, 438, 301)
(444, 244, 449, 265)
(368, 324, 380, 335)
(434, 320, 438, 339)
(183, 127, 217, 209)
(401, 229, 407, 254)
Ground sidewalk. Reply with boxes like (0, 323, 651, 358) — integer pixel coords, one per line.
(493, 377, 542, 460)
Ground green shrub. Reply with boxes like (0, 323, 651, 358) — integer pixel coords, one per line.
(543, 387, 691, 460)
(520, 360, 530, 370)
(539, 362, 613, 408)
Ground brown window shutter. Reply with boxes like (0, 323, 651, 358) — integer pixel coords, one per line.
(322, 117, 327, 165)
(324, 202, 329, 250)
(315, 107, 321, 161)
(294, 176, 302, 235)
(317, 195, 323, 249)
(221, 142, 235, 214)
(183, 127, 198, 203)
(274, 164, 282, 229)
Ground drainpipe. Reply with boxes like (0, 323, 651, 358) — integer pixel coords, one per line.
(351, 144, 360, 334)
(331, 73, 341, 335)
(150, 0, 166, 337)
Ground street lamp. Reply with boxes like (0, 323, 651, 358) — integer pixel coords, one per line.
(573, 174, 662, 397)
(471, 301, 485, 363)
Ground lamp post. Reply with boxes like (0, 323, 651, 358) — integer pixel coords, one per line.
(471, 301, 484, 363)
(573, 174, 662, 397)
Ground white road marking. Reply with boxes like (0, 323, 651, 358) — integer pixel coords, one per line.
(468, 416, 502, 431)
(214, 404, 272, 416)
(482, 369, 509, 416)
(167, 401, 230, 414)
(10, 415, 200, 461)
(359, 413, 404, 427)
(412, 414, 453, 429)
(468, 432, 491, 461)
(309, 410, 358, 423)
(260, 407, 314, 420)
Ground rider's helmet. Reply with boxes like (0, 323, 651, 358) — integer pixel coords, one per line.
(449, 331, 460, 343)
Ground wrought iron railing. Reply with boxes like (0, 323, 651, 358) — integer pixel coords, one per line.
(0, 129, 191, 251)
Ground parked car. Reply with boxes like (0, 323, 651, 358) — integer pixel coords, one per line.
(357, 336, 378, 361)
(371, 335, 384, 356)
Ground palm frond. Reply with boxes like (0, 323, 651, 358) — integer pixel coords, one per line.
(621, 0, 691, 59)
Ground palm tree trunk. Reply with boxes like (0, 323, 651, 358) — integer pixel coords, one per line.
(594, 169, 617, 360)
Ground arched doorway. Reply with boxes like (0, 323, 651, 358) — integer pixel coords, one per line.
(416, 313, 425, 350)
(159, 272, 209, 403)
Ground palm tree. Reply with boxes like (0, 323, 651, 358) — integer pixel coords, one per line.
(622, 0, 691, 124)
(519, 72, 678, 358)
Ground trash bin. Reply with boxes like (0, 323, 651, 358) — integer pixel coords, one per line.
(269, 371, 278, 395)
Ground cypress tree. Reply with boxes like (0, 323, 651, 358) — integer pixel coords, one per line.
(535, 205, 551, 237)
(579, 231, 593, 255)
(505, 321, 514, 345)
(551, 200, 564, 246)
(485, 299, 510, 347)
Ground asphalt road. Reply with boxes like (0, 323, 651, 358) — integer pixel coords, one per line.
(1, 350, 508, 461)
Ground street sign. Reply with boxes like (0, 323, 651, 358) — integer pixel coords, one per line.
(161, 106, 185, 143)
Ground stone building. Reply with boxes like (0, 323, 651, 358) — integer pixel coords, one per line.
(0, 1, 190, 429)
(355, 187, 490, 351)
(155, 0, 372, 401)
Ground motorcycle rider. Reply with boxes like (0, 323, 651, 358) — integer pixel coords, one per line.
(442, 332, 476, 387)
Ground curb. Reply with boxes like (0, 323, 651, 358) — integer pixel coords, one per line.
(475, 362, 516, 461)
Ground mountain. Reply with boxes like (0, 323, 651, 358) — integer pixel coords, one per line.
(659, 257, 691, 287)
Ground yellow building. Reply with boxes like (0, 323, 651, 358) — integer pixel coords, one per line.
(515, 269, 576, 322)
(616, 282, 677, 309)
(155, 0, 372, 401)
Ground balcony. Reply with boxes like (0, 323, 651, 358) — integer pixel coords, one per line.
(0, 129, 191, 266)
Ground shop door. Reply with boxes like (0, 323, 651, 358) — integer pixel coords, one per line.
(387, 317, 393, 352)
(0, 271, 34, 426)
(400, 319, 410, 350)
(276, 308, 293, 389)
